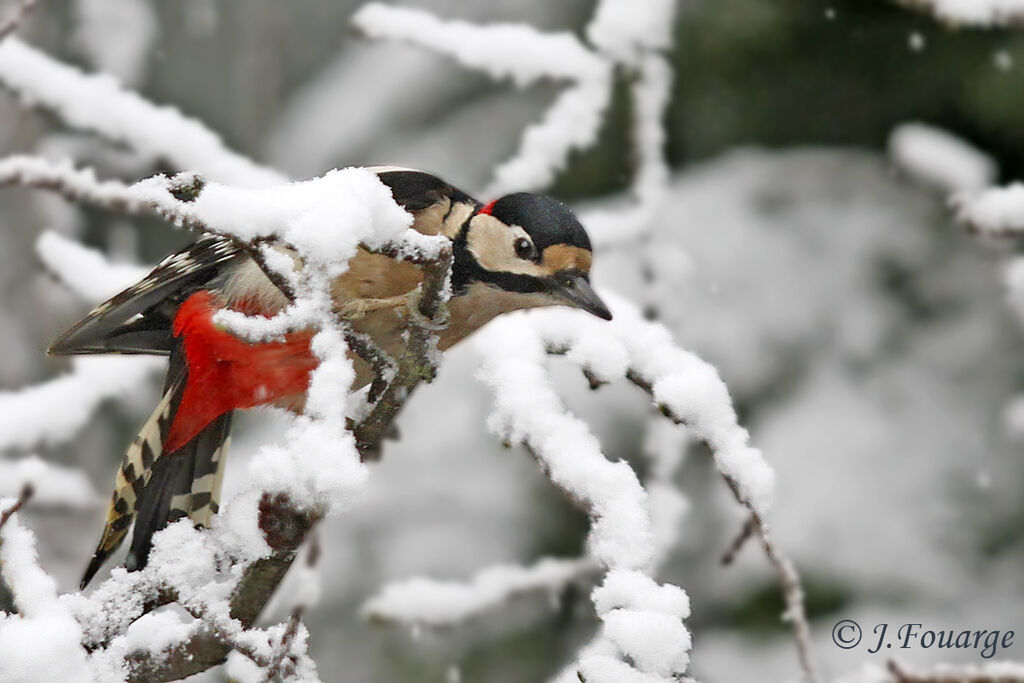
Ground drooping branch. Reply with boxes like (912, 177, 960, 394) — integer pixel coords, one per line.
(624, 369, 819, 683)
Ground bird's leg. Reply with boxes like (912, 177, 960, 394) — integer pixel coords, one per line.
(334, 294, 411, 320)
(403, 284, 449, 331)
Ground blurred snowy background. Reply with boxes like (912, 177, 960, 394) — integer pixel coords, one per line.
(1, 0, 1023, 681)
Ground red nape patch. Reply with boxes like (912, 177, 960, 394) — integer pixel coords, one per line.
(478, 200, 497, 215)
(164, 291, 318, 452)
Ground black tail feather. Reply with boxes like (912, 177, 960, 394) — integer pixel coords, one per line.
(124, 412, 232, 573)
(80, 346, 233, 588)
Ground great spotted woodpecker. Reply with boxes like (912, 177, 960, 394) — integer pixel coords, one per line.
(51, 167, 612, 588)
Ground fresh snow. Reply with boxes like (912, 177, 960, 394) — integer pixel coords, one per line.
(0, 39, 283, 187)
(889, 122, 996, 194)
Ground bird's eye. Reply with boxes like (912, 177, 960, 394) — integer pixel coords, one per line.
(514, 237, 537, 260)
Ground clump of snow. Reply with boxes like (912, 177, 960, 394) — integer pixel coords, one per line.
(0, 506, 91, 681)
(0, 456, 98, 508)
(600, 609, 690, 676)
(114, 610, 193, 658)
(585, 0, 676, 62)
(592, 569, 689, 618)
(889, 122, 996, 194)
(954, 182, 1024, 235)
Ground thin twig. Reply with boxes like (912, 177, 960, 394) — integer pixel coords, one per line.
(262, 607, 304, 682)
(719, 514, 756, 566)
(0, 0, 41, 42)
(0, 484, 33, 531)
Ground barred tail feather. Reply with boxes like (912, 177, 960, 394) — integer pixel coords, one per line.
(125, 412, 232, 572)
(80, 381, 178, 589)
(80, 358, 234, 589)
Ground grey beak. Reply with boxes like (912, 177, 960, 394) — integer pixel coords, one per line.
(555, 273, 612, 321)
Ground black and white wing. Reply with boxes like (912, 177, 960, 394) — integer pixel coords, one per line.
(49, 234, 245, 356)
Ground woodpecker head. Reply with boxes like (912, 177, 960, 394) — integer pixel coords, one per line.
(452, 192, 612, 320)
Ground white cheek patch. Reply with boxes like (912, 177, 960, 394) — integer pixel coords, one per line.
(466, 216, 550, 277)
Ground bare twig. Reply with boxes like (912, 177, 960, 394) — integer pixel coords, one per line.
(0, 484, 33, 531)
(0, 0, 41, 42)
(720, 514, 756, 566)
(262, 607, 304, 682)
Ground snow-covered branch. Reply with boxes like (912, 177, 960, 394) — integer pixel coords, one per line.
(0, 38, 284, 187)
(354, 0, 674, 245)
(477, 295, 817, 683)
